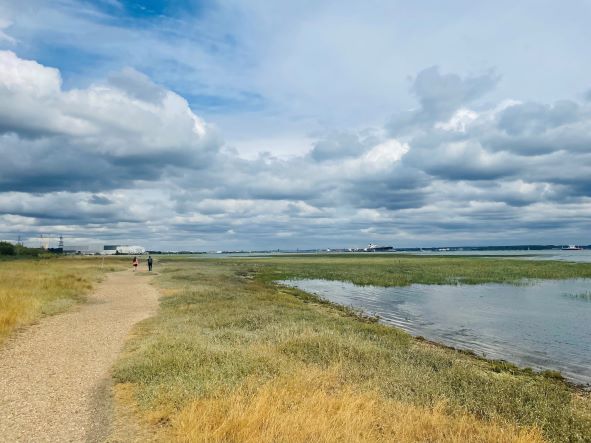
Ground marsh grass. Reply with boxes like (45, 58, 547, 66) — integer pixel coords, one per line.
(243, 254, 591, 286)
(173, 367, 545, 443)
(114, 258, 591, 442)
(562, 291, 591, 302)
(0, 256, 126, 343)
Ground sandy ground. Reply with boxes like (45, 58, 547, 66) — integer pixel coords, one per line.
(0, 271, 159, 442)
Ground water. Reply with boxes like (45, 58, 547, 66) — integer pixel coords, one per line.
(279, 278, 591, 386)
(203, 249, 591, 263)
(401, 249, 591, 263)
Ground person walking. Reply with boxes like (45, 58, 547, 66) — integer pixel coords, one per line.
(132, 256, 139, 272)
(147, 255, 153, 272)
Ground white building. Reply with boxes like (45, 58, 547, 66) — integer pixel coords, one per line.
(102, 245, 118, 255)
(101, 245, 146, 255)
(115, 245, 146, 255)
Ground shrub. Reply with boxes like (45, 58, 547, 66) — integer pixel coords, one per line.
(0, 241, 15, 256)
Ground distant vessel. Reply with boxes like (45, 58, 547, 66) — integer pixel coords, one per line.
(561, 245, 583, 251)
(366, 243, 394, 252)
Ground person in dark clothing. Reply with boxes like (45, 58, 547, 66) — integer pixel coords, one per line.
(147, 255, 153, 272)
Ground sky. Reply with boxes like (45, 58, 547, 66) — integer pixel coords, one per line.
(0, 0, 591, 250)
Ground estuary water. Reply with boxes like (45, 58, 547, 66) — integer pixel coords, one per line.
(278, 278, 591, 386)
(402, 249, 591, 263)
(210, 249, 591, 263)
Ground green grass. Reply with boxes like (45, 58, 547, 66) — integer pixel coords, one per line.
(113, 257, 591, 442)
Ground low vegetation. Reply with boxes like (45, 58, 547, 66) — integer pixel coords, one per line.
(0, 256, 125, 343)
(0, 241, 46, 258)
(113, 257, 591, 442)
(247, 254, 591, 286)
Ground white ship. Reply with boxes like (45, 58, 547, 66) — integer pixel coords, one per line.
(365, 243, 394, 252)
(561, 245, 583, 251)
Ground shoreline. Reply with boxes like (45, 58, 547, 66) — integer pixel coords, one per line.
(274, 280, 591, 393)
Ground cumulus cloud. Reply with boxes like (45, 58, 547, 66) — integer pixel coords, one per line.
(0, 51, 219, 193)
(389, 67, 499, 133)
(309, 131, 374, 162)
(1, 51, 591, 249)
(411, 66, 499, 121)
(388, 67, 591, 207)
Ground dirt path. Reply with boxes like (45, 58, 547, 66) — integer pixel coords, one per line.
(0, 271, 159, 442)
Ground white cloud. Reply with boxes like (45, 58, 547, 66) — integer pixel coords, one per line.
(0, 19, 15, 44)
(363, 139, 409, 166)
(435, 108, 478, 132)
(0, 51, 211, 155)
(0, 50, 59, 94)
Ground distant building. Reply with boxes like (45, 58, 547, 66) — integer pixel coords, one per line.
(103, 245, 118, 255)
(63, 245, 90, 255)
(63, 244, 104, 255)
(116, 245, 146, 255)
(102, 245, 146, 255)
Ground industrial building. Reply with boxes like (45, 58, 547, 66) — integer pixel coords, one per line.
(103, 245, 146, 255)
(63, 244, 104, 255)
(63, 245, 90, 254)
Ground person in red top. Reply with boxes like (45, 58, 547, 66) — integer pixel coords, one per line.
(132, 256, 139, 271)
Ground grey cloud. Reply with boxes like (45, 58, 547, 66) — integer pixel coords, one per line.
(89, 195, 113, 205)
(474, 100, 591, 157)
(107, 68, 167, 104)
(0, 135, 194, 193)
(340, 162, 430, 208)
(484, 131, 591, 156)
(388, 67, 499, 135)
(309, 131, 378, 161)
(171, 222, 232, 234)
(0, 192, 134, 224)
(497, 101, 580, 136)
(405, 141, 520, 181)
(422, 158, 518, 181)
(346, 185, 426, 211)
(412, 67, 498, 119)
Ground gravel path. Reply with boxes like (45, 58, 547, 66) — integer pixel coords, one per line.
(0, 271, 159, 442)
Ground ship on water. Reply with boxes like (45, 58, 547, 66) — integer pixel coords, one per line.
(561, 245, 583, 250)
(365, 243, 394, 252)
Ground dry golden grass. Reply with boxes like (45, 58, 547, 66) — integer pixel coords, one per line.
(0, 257, 125, 343)
(106, 383, 165, 443)
(173, 367, 544, 443)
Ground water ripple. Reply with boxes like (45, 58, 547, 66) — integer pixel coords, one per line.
(279, 278, 591, 386)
